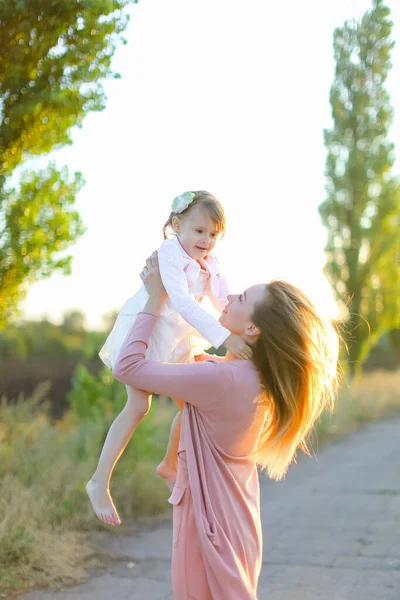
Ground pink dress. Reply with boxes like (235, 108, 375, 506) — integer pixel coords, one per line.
(113, 313, 265, 600)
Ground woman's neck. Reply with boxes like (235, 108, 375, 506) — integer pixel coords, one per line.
(225, 336, 255, 362)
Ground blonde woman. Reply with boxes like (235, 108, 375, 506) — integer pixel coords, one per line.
(112, 255, 340, 600)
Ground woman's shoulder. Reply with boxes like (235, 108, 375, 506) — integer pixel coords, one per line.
(208, 360, 261, 420)
(209, 358, 260, 389)
(226, 359, 260, 390)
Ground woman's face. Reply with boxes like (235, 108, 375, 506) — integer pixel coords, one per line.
(219, 284, 267, 337)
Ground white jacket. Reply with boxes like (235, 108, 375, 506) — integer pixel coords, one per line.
(158, 236, 230, 349)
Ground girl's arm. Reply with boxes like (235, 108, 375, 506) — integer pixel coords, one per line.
(205, 254, 230, 314)
(208, 288, 229, 314)
(112, 313, 234, 411)
(158, 241, 230, 349)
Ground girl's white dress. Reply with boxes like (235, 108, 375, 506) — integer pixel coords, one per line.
(99, 236, 230, 369)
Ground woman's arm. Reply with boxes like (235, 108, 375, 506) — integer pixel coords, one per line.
(112, 313, 233, 410)
(158, 241, 231, 349)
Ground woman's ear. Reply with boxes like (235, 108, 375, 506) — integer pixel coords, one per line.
(171, 216, 180, 234)
(245, 323, 261, 338)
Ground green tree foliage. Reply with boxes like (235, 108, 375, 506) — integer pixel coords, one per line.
(319, 0, 400, 374)
(101, 308, 119, 332)
(388, 328, 400, 366)
(68, 364, 129, 421)
(0, 314, 105, 360)
(0, 164, 86, 326)
(0, 0, 136, 326)
(62, 308, 87, 334)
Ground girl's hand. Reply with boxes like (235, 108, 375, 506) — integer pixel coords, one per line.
(194, 354, 209, 362)
(141, 252, 168, 316)
(224, 334, 253, 360)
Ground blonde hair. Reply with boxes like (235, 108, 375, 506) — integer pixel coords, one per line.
(163, 190, 226, 240)
(251, 281, 340, 481)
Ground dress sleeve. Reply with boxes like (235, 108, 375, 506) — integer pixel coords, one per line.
(158, 241, 230, 349)
(112, 313, 234, 410)
(207, 272, 229, 313)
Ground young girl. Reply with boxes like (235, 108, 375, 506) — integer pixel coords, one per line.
(87, 190, 251, 526)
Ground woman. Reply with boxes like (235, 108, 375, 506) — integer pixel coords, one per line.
(112, 256, 339, 600)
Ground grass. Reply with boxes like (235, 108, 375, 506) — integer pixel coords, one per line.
(0, 369, 399, 596)
(0, 384, 175, 596)
(315, 369, 400, 445)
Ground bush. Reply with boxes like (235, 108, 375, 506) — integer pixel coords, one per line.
(68, 364, 124, 421)
(0, 358, 103, 419)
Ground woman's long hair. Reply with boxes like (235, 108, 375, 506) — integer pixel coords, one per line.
(251, 280, 340, 481)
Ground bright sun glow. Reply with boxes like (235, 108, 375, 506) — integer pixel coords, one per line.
(19, 0, 400, 330)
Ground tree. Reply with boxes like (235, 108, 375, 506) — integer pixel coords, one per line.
(0, 0, 136, 326)
(0, 314, 106, 360)
(319, 0, 400, 375)
(388, 328, 400, 366)
(101, 308, 119, 332)
(62, 309, 87, 334)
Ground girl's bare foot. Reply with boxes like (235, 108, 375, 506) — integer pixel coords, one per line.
(86, 479, 121, 526)
(156, 460, 177, 492)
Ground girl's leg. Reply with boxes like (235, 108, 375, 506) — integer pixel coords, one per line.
(157, 410, 182, 491)
(86, 385, 151, 526)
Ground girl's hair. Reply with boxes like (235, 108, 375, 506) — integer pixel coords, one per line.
(163, 190, 226, 240)
(251, 280, 340, 481)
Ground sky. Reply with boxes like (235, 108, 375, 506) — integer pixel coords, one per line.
(19, 0, 400, 330)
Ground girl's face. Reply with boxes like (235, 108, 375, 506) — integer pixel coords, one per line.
(219, 285, 267, 337)
(172, 205, 220, 260)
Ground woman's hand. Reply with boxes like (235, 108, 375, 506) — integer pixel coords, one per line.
(224, 334, 253, 360)
(141, 252, 168, 316)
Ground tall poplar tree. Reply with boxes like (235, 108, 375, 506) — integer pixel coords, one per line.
(319, 0, 400, 374)
(0, 0, 136, 326)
